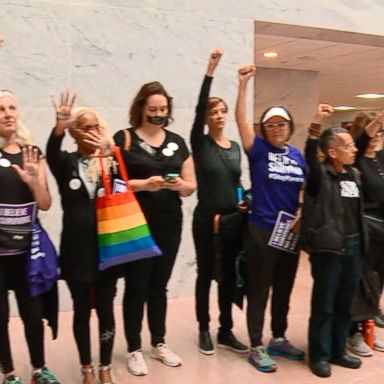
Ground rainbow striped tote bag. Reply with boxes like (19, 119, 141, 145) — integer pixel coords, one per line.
(96, 146, 162, 270)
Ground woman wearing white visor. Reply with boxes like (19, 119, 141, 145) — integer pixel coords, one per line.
(235, 66, 306, 373)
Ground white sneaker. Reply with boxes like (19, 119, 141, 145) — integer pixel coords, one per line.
(150, 343, 182, 367)
(127, 350, 148, 376)
(347, 332, 373, 357)
(374, 335, 384, 352)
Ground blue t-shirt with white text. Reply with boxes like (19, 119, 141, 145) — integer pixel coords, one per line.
(248, 135, 306, 231)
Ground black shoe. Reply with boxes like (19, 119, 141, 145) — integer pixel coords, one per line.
(330, 354, 361, 369)
(309, 361, 331, 378)
(374, 314, 384, 328)
(199, 331, 215, 355)
(217, 331, 249, 353)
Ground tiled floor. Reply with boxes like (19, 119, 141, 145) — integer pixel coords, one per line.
(8, 255, 384, 384)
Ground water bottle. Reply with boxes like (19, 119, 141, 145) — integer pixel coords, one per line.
(236, 186, 244, 204)
(363, 319, 375, 348)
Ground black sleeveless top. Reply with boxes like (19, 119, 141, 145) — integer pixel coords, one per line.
(0, 148, 35, 204)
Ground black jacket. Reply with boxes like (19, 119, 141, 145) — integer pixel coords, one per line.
(46, 130, 116, 283)
(300, 138, 368, 255)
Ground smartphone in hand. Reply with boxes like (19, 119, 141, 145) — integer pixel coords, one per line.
(164, 173, 179, 182)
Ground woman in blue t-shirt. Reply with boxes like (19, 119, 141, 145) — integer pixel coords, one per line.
(235, 65, 306, 373)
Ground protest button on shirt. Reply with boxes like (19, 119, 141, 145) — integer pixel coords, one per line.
(248, 135, 306, 231)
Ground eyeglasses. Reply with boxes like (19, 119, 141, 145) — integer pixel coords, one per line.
(336, 142, 356, 150)
(264, 122, 290, 130)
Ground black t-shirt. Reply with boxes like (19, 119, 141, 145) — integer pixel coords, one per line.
(337, 170, 360, 235)
(113, 128, 189, 215)
(355, 131, 384, 216)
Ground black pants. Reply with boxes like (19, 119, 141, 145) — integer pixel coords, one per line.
(67, 275, 117, 366)
(369, 241, 384, 294)
(245, 223, 299, 347)
(123, 209, 182, 352)
(193, 208, 240, 333)
(0, 254, 44, 373)
(309, 234, 363, 362)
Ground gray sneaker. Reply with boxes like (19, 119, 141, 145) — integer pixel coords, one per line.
(347, 332, 373, 357)
(373, 334, 384, 352)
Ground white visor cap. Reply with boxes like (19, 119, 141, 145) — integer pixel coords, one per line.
(262, 107, 291, 123)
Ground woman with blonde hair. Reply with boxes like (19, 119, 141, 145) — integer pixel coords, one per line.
(46, 91, 118, 384)
(0, 90, 59, 384)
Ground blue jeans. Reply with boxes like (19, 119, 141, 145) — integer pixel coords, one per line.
(308, 234, 363, 362)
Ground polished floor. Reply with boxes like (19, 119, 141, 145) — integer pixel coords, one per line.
(8, 255, 384, 384)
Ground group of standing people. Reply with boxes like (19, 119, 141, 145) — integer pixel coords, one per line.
(1, 46, 384, 384)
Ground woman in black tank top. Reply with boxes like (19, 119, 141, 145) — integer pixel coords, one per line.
(0, 90, 58, 384)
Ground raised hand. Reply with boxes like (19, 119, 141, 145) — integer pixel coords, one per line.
(51, 90, 76, 129)
(11, 146, 42, 185)
(317, 103, 334, 117)
(238, 65, 256, 82)
(312, 103, 333, 126)
(206, 48, 224, 76)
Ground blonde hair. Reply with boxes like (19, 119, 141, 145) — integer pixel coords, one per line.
(69, 106, 114, 183)
(0, 90, 34, 147)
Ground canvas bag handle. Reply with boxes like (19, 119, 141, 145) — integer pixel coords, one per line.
(99, 146, 130, 195)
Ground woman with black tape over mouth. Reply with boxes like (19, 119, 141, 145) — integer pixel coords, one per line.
(113, 81, 196, 376)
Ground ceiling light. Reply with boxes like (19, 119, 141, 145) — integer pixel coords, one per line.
(263, 51, 278, 58)
(333, 106, 356, 111)
(355, 93, 384, 99)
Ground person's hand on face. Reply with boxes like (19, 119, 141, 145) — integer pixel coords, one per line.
(83, 128, 114, 156)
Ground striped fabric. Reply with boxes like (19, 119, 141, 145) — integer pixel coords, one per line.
(96, 147, 162, 271)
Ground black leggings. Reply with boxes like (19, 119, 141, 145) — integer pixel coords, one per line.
(123, 209, 182, 352)
(67, 276, 117, 366)
(0, 254, 44, 374)
(193, 208, 240, 333)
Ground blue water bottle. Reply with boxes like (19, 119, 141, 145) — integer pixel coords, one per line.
(236, 186, 244, 203)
